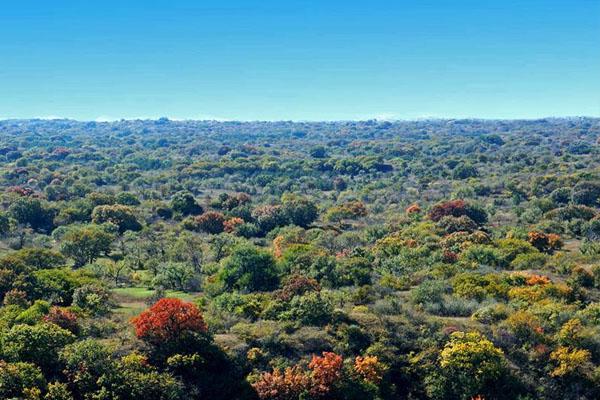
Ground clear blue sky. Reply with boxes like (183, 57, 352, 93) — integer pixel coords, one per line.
(1, 0, 599, 121)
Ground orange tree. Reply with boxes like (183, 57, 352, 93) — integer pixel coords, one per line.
(131, 298, 207, 345)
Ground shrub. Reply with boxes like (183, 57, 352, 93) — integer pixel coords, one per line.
(510, 252, 547, 270)
(279, 292, 334, 326)
(0, 361, 46, 400)
(437, 331, 506, 399)
(43, 307, 79, 334)
(428, 200, 487, 224)
(2, 323, 76, 373)
(72, 284, 112, 316)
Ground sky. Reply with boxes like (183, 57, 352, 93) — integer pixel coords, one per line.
(1, 0, 599, 121)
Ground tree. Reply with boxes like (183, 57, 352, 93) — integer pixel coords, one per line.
(2, 323, 76, 373)
(170, 191, 203, 216)
(571, 181, 600, 206)
(96, 353, 184, 400)
(218, 245, 279, 292)
(9, 248, 65, 270)
(281, 194, 318, 228)
(253, 366, 310, 400)
(131, 298, 207, 345)
(354, 356, 385, 384)
(428, 199, 487, 224)
(43, 307, 79, 334)
(252, 352, 344, 400)
(324, 201, 368, 224)
(452, 163, 478, 179)
(194, 211, 226, 234)
(91, 204, 142, 233)
(71, 284, 112, 316)
(308, 352, 343, 397)
(8, 198, 56, 232)
(60, 224, 114, 267)
(0, 212, 11, 236)
(310, 146, 328, 158)
(97, 259, 130, 286)
(0, 361, 46, 400)
(527, 231, 563, 253)
(59, 339, 113, 396)
(252, 205, 288, 234)
(549, 346, 593, 378)
(60, 341, 183, 400)
(436, 331, 507, 399)
(153, 262, 196, 291)
(116, 192, 141, 206)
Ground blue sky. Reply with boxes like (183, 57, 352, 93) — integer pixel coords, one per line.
(1, 0, 599, 121)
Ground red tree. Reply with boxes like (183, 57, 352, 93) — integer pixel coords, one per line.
(428, 199, 467, 222)
(43, 306, 79, 334)
(131, 298, 207, 344)
(195, 211, 226, 234)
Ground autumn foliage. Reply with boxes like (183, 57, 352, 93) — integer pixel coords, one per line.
(275, 274, 321, 301)
(43, 306, 79, 334)
(253, 352, 345, 400)
(224, 217, 245, 233)
(405, 203, 421, 214)
(527, 231, 563, 253)
(428, 199, 468, 222)
(354, 355, 385, 384)
(308, 352, 343, 396)
(252, 366, 310, 400)
(131, 298, 207, 344)
(195, 211, 226, 234)
(428, 199, 487, 224)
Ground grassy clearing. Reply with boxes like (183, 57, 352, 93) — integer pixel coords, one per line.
(112, 287, 200, 302)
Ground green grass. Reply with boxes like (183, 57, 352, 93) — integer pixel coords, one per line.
(111, 286, 201, 317)
(111, 287, 199, 302)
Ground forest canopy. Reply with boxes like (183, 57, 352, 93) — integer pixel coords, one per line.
(0, 117, 598, 399)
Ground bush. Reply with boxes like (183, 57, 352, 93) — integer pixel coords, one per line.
(279, 292, 334, 326)
(2, 323, 76, 373)
(510, 252, 547, 270)
(171, 191, 202, 216)
(72, 284, 112, 316)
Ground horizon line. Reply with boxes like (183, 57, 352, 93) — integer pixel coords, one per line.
(1, 115, 599, 124)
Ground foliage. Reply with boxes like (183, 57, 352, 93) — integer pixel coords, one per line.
(60, 224, 114, 267)
(131, 298, 207, 345)
(218, 245, 279, 292)
(0, 119, 598, 399)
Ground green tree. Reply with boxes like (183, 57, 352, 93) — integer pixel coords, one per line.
(218, 245, 279, 292)
(170, 191, 203, 216)
(8, 198, 56, 232)
(91, 204, 142, 233)
(60, 224, 114, 267)
(0, 361, 46, 400)
(281, 194, 319, 228)
(2, 323, 76, 373)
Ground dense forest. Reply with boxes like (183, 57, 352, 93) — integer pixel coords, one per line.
(0, 117, 599, 400)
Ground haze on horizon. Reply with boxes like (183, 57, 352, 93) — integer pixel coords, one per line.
(1, 0, 599, 121)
